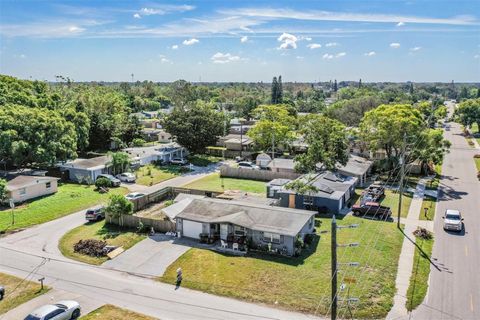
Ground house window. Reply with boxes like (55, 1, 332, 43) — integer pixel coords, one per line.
(303, 196, 313, 206)
(263, 232, 281, 244)
(46, 182, 51, 189)
(19, 188, 26, 196)
(234, 226, 246, 236)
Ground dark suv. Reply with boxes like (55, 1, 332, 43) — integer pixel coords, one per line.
(352, 202, 392, 219)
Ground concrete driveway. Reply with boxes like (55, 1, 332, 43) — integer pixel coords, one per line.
(102, 234, 190, 277)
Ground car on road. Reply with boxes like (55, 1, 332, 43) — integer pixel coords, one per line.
(24, 300, 81, 320)
(85, 206, 105, 222)
(237, 161, 259, 170)
(125, 192, 146, 201)
(443, 209, 463, 232)
(96, 174, 121, 187)
(170, 158, 188, 165)
(116, 172, 136, 183)
(352, 202, 392, 219)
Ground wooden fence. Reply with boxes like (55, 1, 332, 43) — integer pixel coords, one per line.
(220, 165, 301, 182)
(106, 212, 175, 233)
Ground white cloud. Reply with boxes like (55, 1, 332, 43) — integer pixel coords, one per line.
(240, 36, 248, 43)
(410, 46, 422, 51)
(364, 51, 376, 56)
(171, 44, 179, 50)
(296, 56, 304, 60)
(277, 32, 298, 49)
(211, 52, 241, 64)
(158, 55, 171, 64)
(474, 54, 479, 59)
(0, 20, 95, 38)
(322, 52, 345, 59)
(304, 37, 312, 41)
(390, 42, 401, 48)
(322, 53, 334, 60)
(336, 52, 346, 58)
(20, 54, 26, 59)
(133, 13, 141, 19)
(134, 5, 195, 18)
(307, 43, 322, 49)
(325, 42, 338, 47)
(220, 7, 477, 25)
(396, 21, 405, 27)
(183, 38, 199, 45)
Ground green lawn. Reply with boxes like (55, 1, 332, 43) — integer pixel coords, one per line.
(382, 189, 413, 218)
(188, 154, 222, 167)
(59, 220, 146, 265)
(0, 273, 50, 315)
(182, 173, 266, 195)
(80, 305, 155, 320)
(406, 236, 434, 311)
(426, 164, 442, 190)
(160, 216, 403, 318)
(135, 164, 182, 186)
(474, 157, 480, 171)
(0, 184, 127, 233)
(420, 196, 436, 221)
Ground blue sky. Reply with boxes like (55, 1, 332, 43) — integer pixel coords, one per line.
(0, 0, 479, 82)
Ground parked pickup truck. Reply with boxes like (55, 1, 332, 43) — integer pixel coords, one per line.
(85, 206, 105, 222)
(352, 202, 392, 219)
(362, 183, 385, 201)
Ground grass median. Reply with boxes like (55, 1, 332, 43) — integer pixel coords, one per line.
(420, 196, 436, 221)
(0, 273, 50, 315)
(0, 184, 127, 233)
(59, 220, 146, 265)
(160, 216, 403, 318)
(80, 305, 155, 320)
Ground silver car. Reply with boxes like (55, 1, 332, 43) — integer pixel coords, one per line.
(116, 172, 136, 183)
(24, 300, 81, 320)
(443, 209, 463, 232)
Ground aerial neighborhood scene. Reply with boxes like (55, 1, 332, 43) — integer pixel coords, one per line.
(0, 0, 479, 319)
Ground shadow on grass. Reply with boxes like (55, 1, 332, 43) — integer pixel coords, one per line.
(398, 227, 441, 272)
(94, 222, 139, 240)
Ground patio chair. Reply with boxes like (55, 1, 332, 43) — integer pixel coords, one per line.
(232, 243, 239, 251)
(221, 240, 227, 249)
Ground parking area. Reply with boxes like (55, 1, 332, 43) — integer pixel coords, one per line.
(102, 234, 190, 277)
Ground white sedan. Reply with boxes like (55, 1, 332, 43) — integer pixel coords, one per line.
(116, 172, 136, 183)
(25, 300, 81, 320)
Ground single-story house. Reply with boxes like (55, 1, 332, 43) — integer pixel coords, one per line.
(141, 128, 163, 142)
(123, 143, 187, 166)
(267, 158, 297, 174)
(336, 155, 373, 187)
(158, 129, 173, 143)
(255, 153, 272, 168)
(6, 175, 59, 203)
(268, 171, 358, 214)
(58, 156, 110, 183)
(173, 197, 315, 256)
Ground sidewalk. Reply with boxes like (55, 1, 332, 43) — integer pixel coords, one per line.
(387, 179, 427, 320)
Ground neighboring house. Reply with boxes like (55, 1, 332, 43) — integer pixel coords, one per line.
(267, 158, 297, 174)
(336, 155, 373, 187)
(217, 134, 254, 152)
(269, 171, 358, 214)
(58, 156, 110, 183)
(141, 128, 162, 142)
(6, 175, 59, 203)
(255, 153, 272, 168)
(229, 124, 252, 135)
(141, 110, 159, 119)
(158, 129, 173, 143)
(173, 197, 315, 256)
(124, 143, 187, 166)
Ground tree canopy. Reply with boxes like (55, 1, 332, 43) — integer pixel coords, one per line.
(455, 99, 480, 129)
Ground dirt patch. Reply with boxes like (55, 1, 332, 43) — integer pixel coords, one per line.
(134, 201, 169, 219)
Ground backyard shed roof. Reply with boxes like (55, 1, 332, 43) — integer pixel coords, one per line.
(336, 155, 373, 176)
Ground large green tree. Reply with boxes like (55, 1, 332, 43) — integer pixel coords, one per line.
(0, 178, 7, 203)
(294, 114, 349, 172)
(455, 99, 480, 130)
(108, 152, 131, 175)
(105, 194, 133, 226)
(247, 104, 296, 152)
(0, 105, 77, 167)
(325, 96, 381, 126)
(162, 102, 227, 154)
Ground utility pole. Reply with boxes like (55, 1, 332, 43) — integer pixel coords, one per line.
(397, 132, 407, 228)
(239, 120, 243, 159)
(271, 133, 275, 160)
(331, 215, 338, 320)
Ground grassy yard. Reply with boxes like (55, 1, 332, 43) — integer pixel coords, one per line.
(420, 196, 436, 221)
(474, 157, 480, 171)
(382, 189, 413, 218)
(59, 220, 146, 265)
(160, 216, 403, 318)
(182, 173, 266, 195)
(135, 164, 183, 186)
(0, 184, 127, 233)
(188, 154, 222, 167)
(406, 236, 434, 311)
(80, 305, 155, 320)
(0, 273, 50, 315)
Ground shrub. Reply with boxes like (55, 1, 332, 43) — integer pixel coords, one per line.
(304, 233, 315, 245)
(74, 239, 107, 257)
(95, 177, 111, 189)
(474, 154, 480, 158)
(413, 228, 433, 240)
(132, 138, 146, 147)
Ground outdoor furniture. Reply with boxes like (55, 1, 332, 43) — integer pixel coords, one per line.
(232, 243, 239, 251)
(221, 240, 227, 249)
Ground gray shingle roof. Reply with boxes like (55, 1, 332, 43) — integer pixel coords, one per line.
(175, 197, 315, 236)
(7, 175, 59, 191)
(336, 155, 373, 176)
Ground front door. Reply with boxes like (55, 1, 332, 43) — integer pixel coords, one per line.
(220, 224, 228, 240)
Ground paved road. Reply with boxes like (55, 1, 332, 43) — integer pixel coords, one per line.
(0, 169, 322, 320)
(412, 102, 480, 319)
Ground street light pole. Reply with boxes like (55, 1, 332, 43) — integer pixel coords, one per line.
(397, 133, 407, 229)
